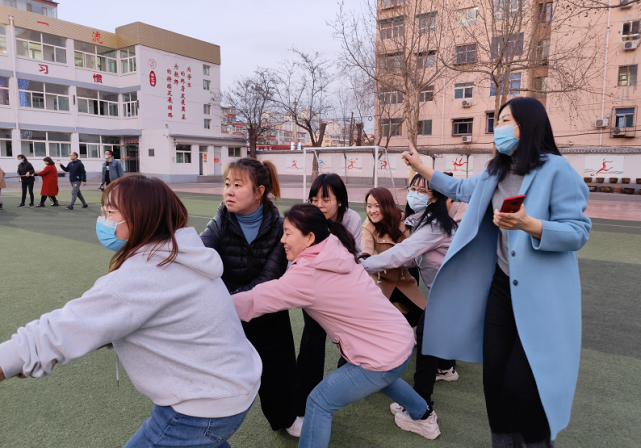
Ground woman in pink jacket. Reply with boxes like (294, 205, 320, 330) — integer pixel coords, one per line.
(233, 203, 439, 447)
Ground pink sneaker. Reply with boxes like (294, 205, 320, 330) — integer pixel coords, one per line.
(436, 367, 459, 381)
(395, 409, 440, 439)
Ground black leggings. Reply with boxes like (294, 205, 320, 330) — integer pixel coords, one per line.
(39, 195, 58, 205)
(241, 310, 297, 431)
(21, 181, 34, 205)
(483, 266, 551, 444)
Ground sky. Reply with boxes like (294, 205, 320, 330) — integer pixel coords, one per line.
(60, 0, 367, 91)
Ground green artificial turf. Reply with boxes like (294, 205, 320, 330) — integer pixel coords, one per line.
(1, 191, 640, 447)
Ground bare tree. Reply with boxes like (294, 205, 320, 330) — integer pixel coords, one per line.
(441, 0, 605, 119)
(331, 0, 447, 149)
(221, 69, 281, 159)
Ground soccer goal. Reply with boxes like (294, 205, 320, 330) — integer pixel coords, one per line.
(302, 146, 405, 205)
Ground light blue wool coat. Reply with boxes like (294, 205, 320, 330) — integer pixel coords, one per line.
(423, 155, 591, 440)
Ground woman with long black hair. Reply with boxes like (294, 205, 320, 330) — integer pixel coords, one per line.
(16, 154, 35, 208)
(402, 97, 591, 447)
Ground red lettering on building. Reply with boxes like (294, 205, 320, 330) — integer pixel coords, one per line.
(91, 31, 103, 44)
(38, 64, 48, 74)
(93, 74, 103, 83)
(37, 21, 49, 26)
(149, 71, 156, 87)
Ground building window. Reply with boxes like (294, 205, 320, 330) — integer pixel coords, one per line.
(102, 136, 121, 159)
(381, 0, 404, 9)
(380, 18, 404, 40)
(419, 85, 434, 102)
(16, 28, 67, 64)
(458, 7, 478, 27)
(120, 47, 136, 74)
(491, 33, 524, 60)
(0, 76, 9, 106)
(73, 41, 117, 73)
(454, 82, 474, 99)
(418, 119, 432, 135)
(0, 128, 12, 157)
(615, 108, 635, 128)
(77, 88, 119, 116)
(379, 53, 403, 72)
(495, 0, 525, 20)
(48, 132, 72, 158)
(378, 88, 404, 105)
(534, 76, 548, 97)
(417, 12, 437, 34)
(203, 79, 211, 90)
(204, 104, 211, 114)
(78, 134, 101, 159)
(122, 92, 138, 117)
(536, 39, 550, 64)
(417, 50, 436, 68)
(456, 44, 477, 65)
(204, 119, 211, 129)
(380, 118, 403, 137)
(490, 73, 521, 96)
(18, 79, 70, 111)
(0, 24, 7, 54)
(148, 148, 155, 157)
(452, 118, 473, 135)
(486, 112, 495, 133)
(228, 147, 242, 157)
(203, 65, 210, 76)
(539, 2, 553, 23)
(622, 21, 640, 41)
(176, 145, 192, 163)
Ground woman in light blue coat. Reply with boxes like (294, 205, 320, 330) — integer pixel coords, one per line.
(402, 97, 591, 447)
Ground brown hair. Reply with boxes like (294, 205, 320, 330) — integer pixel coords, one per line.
(224, 158, 281, 204)
(365, 188, 403, 242)
(102, 174, 189, 272)
(43, 157, 54, 165)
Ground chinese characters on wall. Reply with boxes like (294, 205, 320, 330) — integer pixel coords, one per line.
(167, 64, 192, 120)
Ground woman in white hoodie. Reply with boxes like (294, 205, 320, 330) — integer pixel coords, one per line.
(0, 174, 262, 448)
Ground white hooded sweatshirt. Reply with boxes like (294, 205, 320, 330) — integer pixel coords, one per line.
(0, 227, 262, 418)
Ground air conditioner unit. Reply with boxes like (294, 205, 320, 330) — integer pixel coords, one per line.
(461, 135, 472, 143)
(620, 0, 633, 8)
(612, 127, 626, 137)
(623, 40, 638, 51)
(462, 100, 472, 108)
(595, 119, 609, 128)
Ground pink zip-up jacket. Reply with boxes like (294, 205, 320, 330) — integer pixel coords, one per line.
(233, 234, 415, 372)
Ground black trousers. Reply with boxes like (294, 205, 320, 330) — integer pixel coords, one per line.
(242, 310, 297, 431)
(294, 310, 327, 416)
(483, 266, 551, 444)
(21, 181, 34, 205)
(39, 195, 58, 205)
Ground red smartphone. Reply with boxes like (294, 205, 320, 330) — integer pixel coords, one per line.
(500, 195, 526, 213)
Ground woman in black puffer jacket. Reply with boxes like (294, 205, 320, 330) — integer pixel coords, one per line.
(200, 158, 298, 433)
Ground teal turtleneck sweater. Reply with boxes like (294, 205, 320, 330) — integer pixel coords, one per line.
(236, 204, 263, 244)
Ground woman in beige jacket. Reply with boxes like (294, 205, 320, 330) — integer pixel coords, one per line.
(361, 187, 425, 326)
(0, 166, 6, 210)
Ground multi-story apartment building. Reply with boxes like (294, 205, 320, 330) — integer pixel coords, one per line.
(0, 2, 246, 182)
(375, 0, 641, 181)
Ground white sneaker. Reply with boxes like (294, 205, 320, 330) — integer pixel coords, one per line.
(395, 409, 440, 440)
(390, 402, 404, 415)
(286, 416, 304, 437)
(436, 367, 459, 382)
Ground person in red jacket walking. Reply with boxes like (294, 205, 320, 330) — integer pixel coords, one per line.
(35, 157, 60, 207)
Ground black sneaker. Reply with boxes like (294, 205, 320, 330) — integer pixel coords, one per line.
(28, 204, 34, 208)
(52, 203, 60, 207)
(18, 204, 25, 208)
(81, 204, 88, 209)
(35, 204, 45, 208)
(66, 205, 73, 210)
(0, 204, 4, 210)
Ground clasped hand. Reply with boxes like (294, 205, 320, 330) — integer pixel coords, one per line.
(493, 204, 530, 231)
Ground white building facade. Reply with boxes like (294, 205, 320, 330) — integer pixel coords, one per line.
(0, 5, 246, 183)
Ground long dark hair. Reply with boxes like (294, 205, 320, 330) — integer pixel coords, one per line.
(308, 173, 349, 221)
(18, 154, 28, 162)
(284, 203, 358, 261)
(103, 174, 189, 272)
(224, 158, 281, 205)
(488, 97, 561, 181)
(405, 174, 457, 237)
(365, 187, 403, 242)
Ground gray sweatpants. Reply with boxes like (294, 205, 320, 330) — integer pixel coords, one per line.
(70, 182, 86, 206)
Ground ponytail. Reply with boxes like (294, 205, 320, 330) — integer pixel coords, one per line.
(224, 157, 281, 204)
(285, 203, 358, 262)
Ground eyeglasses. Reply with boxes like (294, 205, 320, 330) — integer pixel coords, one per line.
(100, 206, 119, 220)
(310, 197, 333, 206)
(409, 187, 430, 195)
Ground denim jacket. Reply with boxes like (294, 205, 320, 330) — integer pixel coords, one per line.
(101, 159, 124, 184)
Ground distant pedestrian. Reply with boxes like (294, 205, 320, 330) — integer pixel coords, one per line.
(58, 152, 88, 210)
(35, 157, 59, 208)
(16, 154, 35, 208)
(0, 166, 6, 210)
(100, 150, 124, 190)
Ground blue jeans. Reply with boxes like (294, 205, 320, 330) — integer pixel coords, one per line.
(298, 354, 426, 448)
(124, 405, 250, 448)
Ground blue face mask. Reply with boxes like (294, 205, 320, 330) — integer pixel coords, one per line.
(406, 191, 431, 213)
(104, 155, 109, 160)
(494, 124, 520, 156)
(19, 159, 24, 164)
(96, 216, 127, 251)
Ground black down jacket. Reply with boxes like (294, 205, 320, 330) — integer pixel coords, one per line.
(200, 201, 288, 295)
